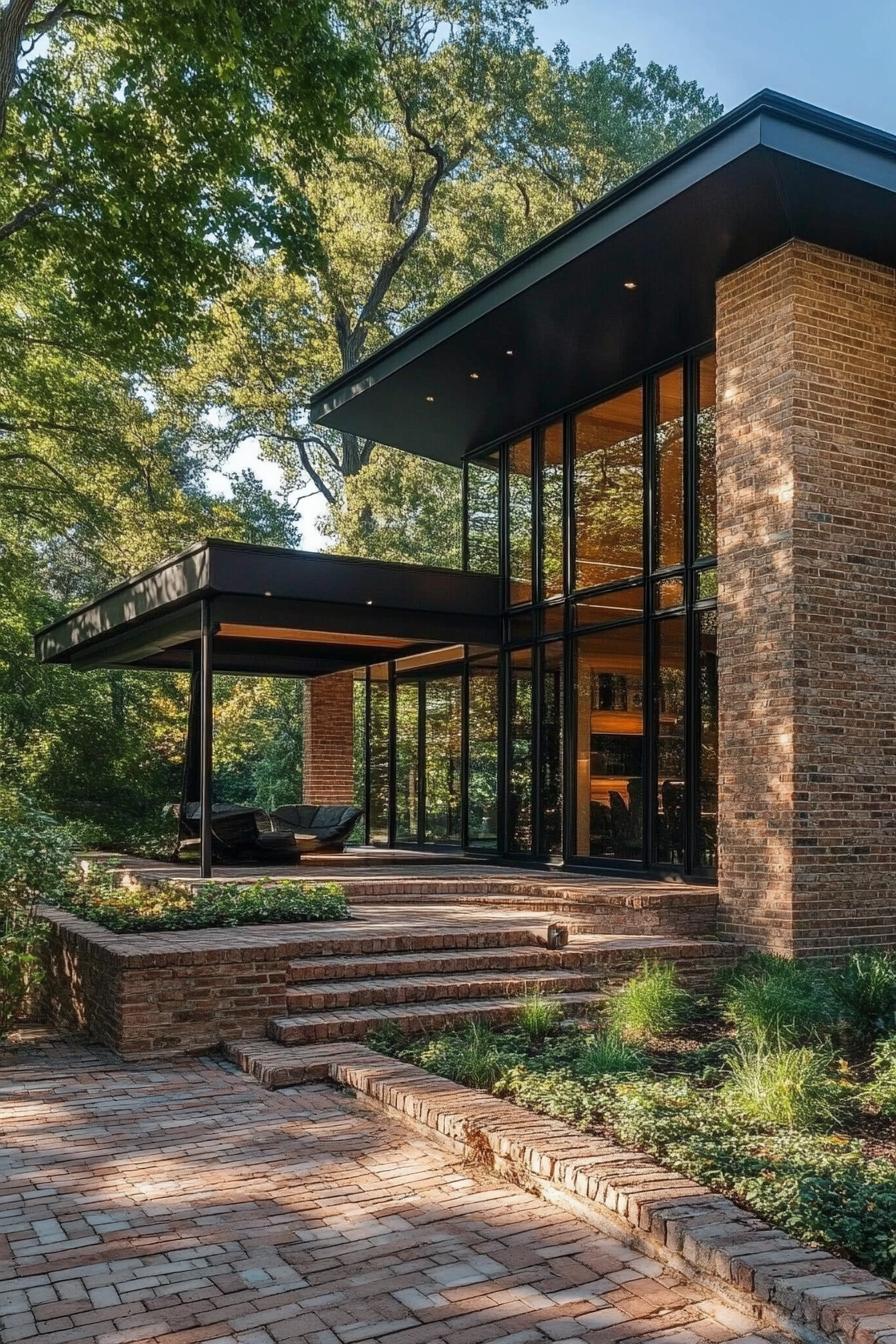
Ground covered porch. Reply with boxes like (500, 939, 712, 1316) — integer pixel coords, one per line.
(35, 538, 500, 876)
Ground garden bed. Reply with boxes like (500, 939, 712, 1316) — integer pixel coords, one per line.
(51, 866, 349, 932)
(370, 956, 896, 1281)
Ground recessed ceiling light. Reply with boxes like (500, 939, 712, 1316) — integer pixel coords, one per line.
(469, 371, 480, 380)
(623, 280, 637, 290)
(366, 600, 373, 606)
(425, 394, 435, 402)
(505, 348, 514, 356)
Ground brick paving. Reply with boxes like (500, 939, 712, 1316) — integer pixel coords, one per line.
(0, 1034, 785, 1344)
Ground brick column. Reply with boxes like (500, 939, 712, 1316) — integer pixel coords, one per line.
(302, 670, 355, 806)
(716, 240, 896, 956)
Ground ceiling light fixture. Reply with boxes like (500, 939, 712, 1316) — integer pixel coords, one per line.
(469, 371, 480, 380)
(623, 280, 637, 290)
(425, 394, 435, 402)
(505, 348, 514, 356)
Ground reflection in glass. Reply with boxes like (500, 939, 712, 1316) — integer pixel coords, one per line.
(696, 609, 718, 869)
(655, 617, 685, 865)
(656, 366, 684, 569)
(368, 666, 390, 844)
(654, 577, 684, 611)
(424, 677, 461, 843)
(508, 648, 534, 851)
(541, 602, 564, 635)
(508, 436, 533, 603)
(573, 585, 643, 627)
(351, 672, 367, 843)
(575, 624, 643, 858)
(466, 450, 500, 573)
(574, 385, 643, 590)
(541, 641, 564, 856)
(541, 420, 564, 599)
(696, 567, 718, 601)
(467, 656, 499, 848)
(697, 354, 717, 558)
(394, 682, 419, 842)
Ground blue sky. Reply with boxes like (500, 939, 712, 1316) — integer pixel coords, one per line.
(531, 0, 896, 132)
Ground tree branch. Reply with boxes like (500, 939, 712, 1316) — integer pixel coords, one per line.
(0, 187, 62, 243)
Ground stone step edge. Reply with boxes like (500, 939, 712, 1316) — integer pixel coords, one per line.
(228, 1039, 896, 1344)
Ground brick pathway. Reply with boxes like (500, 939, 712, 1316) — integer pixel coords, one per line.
(0, 1036, 784, 1344)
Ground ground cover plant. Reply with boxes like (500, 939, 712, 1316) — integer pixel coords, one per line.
(370, 955, 896, 1279)
(51, 865, 349, 933)
(0, 788, 74, 1037)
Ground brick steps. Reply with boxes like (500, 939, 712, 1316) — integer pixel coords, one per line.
(286, 966, 596, 1011)
(287, 943, 566, 982)
(267, 991, 606, 1045)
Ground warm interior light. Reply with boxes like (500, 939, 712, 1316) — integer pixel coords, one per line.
(425, 394, 435, 402)
(469, 371, 480, 380)
(623, 280, 637, 290)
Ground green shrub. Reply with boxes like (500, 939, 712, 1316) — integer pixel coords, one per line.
(833, 952, 896, 1044)
(606, 961, 693, 1041)
(573, 1030, 647, 1078)
(516, 988, 565, 1041)
(722, 954, 836, 1049)
(498, 1064, 607, 1128)
(54, 870, 349, 932)
(0, 788, 74, 1037)
(863, 1035, 896, 1117)
(722, 1046, 849, 1130)
(413, 1023, 522, 1090)
(605, 1077, 896, 1278)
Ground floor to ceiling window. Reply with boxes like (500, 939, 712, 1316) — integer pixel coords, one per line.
(461, 341, 718, 874)
(467, 653, 499, 849)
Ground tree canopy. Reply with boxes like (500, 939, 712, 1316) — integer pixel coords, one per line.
(0, 0, 723, 848)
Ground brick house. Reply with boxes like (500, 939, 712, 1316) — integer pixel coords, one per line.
(36, 91, 896, 956)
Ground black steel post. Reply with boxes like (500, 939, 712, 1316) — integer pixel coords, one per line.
(199, 598, 214, 878)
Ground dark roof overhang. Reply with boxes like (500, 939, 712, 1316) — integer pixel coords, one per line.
(309, 90, 896, 463)
(34, 540, 500, 676)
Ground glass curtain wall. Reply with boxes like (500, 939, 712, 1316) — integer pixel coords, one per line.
(460, 342, 718, 873)
(367, 662, 391, 845)
(467, 654, 499, 849)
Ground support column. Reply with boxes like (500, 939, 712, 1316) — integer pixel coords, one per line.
(716, 240, 896, 956)
(303, 670, 355, 806)
(199, 598, 214, 878)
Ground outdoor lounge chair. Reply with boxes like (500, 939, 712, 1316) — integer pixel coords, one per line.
(269, 804, 361, 854)
(173, 802, 299, 863)
(172, 801, 361, 862)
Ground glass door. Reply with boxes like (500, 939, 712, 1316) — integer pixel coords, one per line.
(424, 676, 462, 844)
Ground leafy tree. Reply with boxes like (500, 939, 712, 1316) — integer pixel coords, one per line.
(171, 2, 721, 561)
(0, 0, 371, 358)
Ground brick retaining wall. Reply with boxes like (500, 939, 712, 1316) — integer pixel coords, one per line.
(39, 905, 291, 1058)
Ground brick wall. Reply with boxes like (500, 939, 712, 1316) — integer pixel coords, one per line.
(41, 905, 289, 1057)
(717, 240, 896, 955)
(302, 670, 355, 806)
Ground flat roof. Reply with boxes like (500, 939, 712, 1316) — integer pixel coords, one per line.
(310, 90, 896, 463)
(35, 539, 500, 676)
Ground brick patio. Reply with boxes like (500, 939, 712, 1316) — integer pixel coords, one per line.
(0, 1032, 784, 1344)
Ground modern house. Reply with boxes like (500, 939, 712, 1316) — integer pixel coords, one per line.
(35, 91, 896, 957)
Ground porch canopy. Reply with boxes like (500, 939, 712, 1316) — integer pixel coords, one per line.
(35, 538, 500, 874)
(309, 89, 896, 462)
